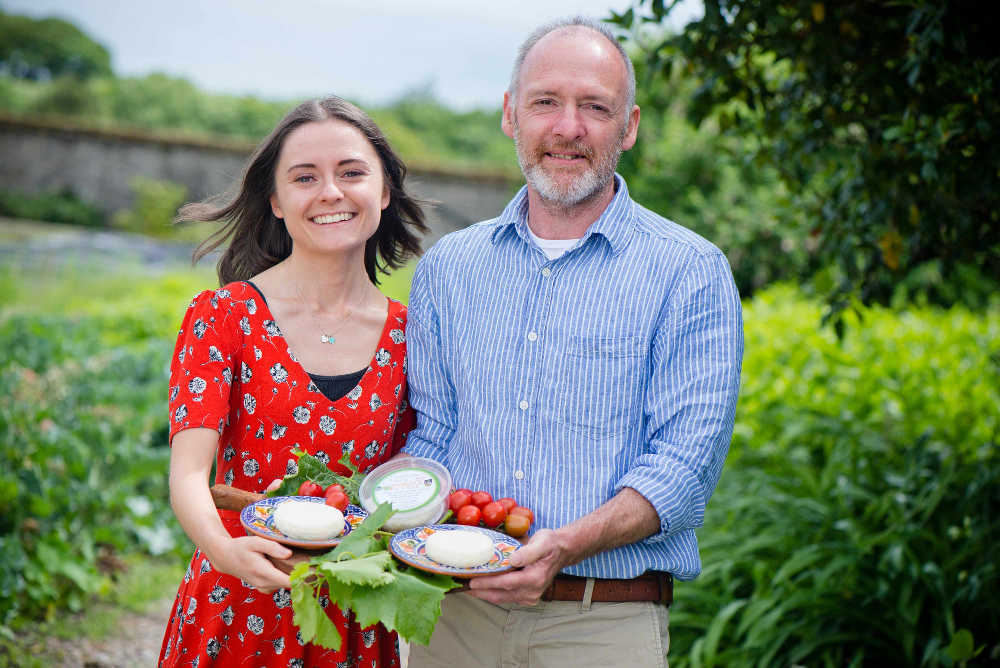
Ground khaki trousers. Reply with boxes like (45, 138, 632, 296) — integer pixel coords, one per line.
(408, 591, 670, 668)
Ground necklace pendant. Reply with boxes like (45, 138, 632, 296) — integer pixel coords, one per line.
(320, 334, 335, 344)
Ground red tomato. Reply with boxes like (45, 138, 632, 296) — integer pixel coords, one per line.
(509, 506, 534, 524)
(497, 497, 517, 513)
(504, 513, 531, 537)
(449, 490, 473, 513)
(297, 480, 324, 497)
(470, 491, 493, 508)
(481, 501, 507, 528)
(324, 487, 349, 512)
(325, 483, 345, 495)
(454, 488, 472, 495)
(456, 505, 482, 526)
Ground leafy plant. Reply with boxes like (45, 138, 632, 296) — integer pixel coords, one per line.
(112, 177, 187, 237)
(290, 503, 459, 649)
(270, 449, 364, 505)
(610, 0, 1000, 323)
(0, 188, 104, 227)
(666, 286, 1000, 667)
(0, 9, 111, 80)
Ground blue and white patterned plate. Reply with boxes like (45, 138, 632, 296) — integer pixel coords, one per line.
(389, 524, 520, 577)
(240, 495, 367, 550)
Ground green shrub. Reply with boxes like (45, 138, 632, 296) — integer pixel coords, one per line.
(0, 265, 208, 627)
(0, 188, 104, 227)
(670, 286, 1000, 667)
(0, 315, 183, 624)
(112, 177, 187, 237)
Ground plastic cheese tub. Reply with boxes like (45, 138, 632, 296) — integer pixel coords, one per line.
(359, 456, 451, 532)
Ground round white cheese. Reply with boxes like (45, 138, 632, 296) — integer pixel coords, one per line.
(272, 501, 345, 540)
(424, 529, 494, 568)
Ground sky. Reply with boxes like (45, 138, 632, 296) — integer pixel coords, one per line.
(2, 0, 702, 109)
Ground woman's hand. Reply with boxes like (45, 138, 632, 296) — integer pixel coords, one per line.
(205, 535, 294, 593)
(170, 429, 295, 593)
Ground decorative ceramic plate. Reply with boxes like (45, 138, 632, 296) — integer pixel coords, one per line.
(389, 524, 520, 577)
(240, 496, 368, 549)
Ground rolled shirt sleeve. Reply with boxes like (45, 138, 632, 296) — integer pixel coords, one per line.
(616, 251, 743, 542)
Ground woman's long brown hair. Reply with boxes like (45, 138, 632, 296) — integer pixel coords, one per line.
(179, 96, 428, 286)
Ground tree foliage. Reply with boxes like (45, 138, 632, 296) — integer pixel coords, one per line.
(610, 0, 1000, 323)
(0, 9, 111, 80)
(617, 59, 808, 299)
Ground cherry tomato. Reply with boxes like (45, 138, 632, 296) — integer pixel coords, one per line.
(496, 497, 517, 513)
(449, 490, 473, 513)
(325, 483, 345, 495)
(504, 513, 531, 538)
(481, 501, 507, 528)
(456, 505, 482, 526)
(297, 480, 324, 497)
(470, 491, 493, 508)
(324, 487, 349, 512)
(509, 506, 534, 524)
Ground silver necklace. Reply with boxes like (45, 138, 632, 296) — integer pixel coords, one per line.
(294, 284, 355, 345)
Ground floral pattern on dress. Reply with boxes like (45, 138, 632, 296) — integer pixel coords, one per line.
(159, 282, 413, 667)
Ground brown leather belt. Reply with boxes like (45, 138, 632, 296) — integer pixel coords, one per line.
(541, 572, 672, 604)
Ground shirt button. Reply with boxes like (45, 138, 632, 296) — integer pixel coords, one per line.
(541, 267, 552, 277)
(527, 331, 538, 342)
(514, 470, 525, 480)
(518, 400, 529, 410)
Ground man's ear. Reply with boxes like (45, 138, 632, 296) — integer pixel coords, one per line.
(621, 104, 641, 152)
(269, 193, 284, 220)
(501, 91, 515, 140)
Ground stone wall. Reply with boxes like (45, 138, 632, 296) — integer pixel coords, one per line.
(0, 115, 520, 248)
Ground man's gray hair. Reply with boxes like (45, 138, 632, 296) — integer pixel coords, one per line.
(507, 16, 636, 120)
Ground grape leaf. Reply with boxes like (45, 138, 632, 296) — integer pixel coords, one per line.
(330, 559, 460, 646)
(316, 552, 394, 587)
(288, 502, 461, 649)
(323, 502, 395, 561)
(290, 568, 344, 651)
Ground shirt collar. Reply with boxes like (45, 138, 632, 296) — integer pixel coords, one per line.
(490, 173, 637, 255)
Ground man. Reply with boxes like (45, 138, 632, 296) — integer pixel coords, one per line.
(403, 16, 743, 668)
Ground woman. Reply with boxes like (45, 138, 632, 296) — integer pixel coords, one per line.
(159, 96, 427, 667)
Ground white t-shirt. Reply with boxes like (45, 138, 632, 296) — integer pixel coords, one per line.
(527, 227, 580, 260)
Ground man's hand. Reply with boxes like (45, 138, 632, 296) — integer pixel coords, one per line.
(466, 529, 569, 606)
(467, 487, 661, 606)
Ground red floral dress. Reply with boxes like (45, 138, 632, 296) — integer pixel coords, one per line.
(159, 281, 413, 668)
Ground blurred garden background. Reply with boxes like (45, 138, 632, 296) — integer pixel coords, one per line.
(1, 1, 998, 666)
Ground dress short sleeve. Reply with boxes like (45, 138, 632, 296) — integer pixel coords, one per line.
(167, 289, 240, 444)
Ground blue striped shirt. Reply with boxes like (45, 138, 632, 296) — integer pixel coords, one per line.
(403, 175, 743, 580)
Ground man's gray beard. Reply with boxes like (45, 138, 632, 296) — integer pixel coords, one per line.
(513, 124, 624, 210)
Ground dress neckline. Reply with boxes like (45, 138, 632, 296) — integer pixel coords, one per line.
(238, 280, 398, 407)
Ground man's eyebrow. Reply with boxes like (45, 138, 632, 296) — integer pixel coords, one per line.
(285, 158, 370, 173)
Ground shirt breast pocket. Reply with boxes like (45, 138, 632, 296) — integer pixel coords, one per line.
(554, 334, 646, 440)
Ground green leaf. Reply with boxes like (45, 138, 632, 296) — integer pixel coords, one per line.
(269, 448, 363, 503)
(289, 501, 458, 647)
(290, 576, 342, 651)
(944, 629, 975, 661)
(316, 552, 395, 587)
(326, 503, 396, 561)
(336, 561, 460, 646)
